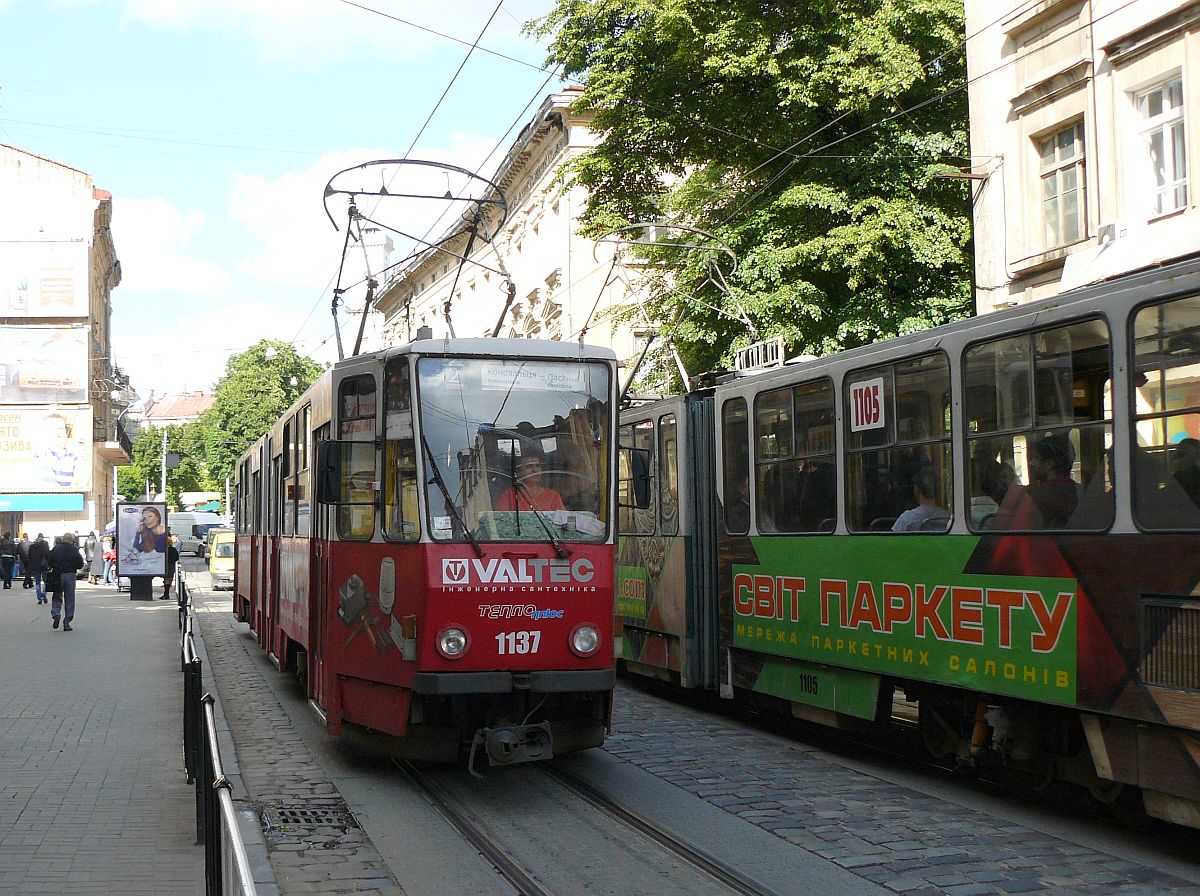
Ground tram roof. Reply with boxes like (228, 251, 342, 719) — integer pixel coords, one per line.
(716, 254, 1200, 394)
(374, 337, 617, 365)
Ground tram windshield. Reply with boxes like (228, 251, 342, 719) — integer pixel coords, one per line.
(416, 356, 611, 543)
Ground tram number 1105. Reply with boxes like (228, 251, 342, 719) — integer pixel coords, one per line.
(849, 378, 884, 432)
(496, 630, 542, 655)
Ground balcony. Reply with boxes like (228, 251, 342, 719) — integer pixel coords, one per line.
(94, 418, 134, 465)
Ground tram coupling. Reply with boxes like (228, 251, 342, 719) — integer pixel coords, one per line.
(468, 721, 553, 776)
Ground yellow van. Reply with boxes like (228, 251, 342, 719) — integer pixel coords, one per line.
(209, 530, 236, 591)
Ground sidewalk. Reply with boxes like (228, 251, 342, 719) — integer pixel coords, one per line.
(0, 577, 203, 895)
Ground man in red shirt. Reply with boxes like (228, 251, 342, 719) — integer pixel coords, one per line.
(495, 455, 565, 513)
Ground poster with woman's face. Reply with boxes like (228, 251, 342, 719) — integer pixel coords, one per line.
(116, 502, 167, 576)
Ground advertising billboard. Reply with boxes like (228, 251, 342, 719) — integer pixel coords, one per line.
(0, 325, 89, 404)
(0, 241, 88, 318)
(0, 407, 92, 492)
(116, 502, 168, 577)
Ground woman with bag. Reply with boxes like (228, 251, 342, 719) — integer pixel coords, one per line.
(47, 532, 85, 632)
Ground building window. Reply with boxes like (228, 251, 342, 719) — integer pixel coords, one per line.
(1136, 78, 1187, 216)
(1038, 121, 1085, 248)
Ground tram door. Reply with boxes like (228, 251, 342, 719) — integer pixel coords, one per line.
(310, 423, 332, 702)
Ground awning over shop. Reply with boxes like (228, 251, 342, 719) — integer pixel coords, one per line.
(0, 493, 85, 512)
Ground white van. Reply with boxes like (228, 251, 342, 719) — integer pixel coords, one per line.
(169, 511, 224, 555)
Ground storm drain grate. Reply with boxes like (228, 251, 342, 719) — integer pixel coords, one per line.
(261, 805, 360, 832)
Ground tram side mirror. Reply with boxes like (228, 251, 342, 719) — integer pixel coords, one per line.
(315, 441, 343, 504)
(619, 446, 652, 509)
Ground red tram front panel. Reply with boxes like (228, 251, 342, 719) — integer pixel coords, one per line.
(314, 540, 613, 738)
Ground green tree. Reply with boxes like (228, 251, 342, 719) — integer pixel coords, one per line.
(201, 340, 324, 484)
(535, 0, 973, 378)
(115, 422, 216, 506)
(116, 426, 161, 501)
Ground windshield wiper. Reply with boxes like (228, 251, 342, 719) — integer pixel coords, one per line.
(510, 477, 571, 559)
(421, 436, 483, 558)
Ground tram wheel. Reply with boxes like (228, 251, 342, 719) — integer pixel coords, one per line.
(919, 702, 960, 759)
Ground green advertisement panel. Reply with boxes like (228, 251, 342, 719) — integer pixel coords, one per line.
(616, 563, 649, 619)
(733, 536, 1078, 705)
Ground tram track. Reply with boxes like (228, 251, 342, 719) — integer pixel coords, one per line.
(393, 758, 556, 896)
(394, 755, 783, 896)
(539, 763, 784, 896)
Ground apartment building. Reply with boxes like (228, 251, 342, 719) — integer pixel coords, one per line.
(966, 1, 1199, 310)
(0, 144, 129, 536)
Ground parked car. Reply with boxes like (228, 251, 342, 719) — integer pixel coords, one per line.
(202, 526, 234, 561)
(209, 530, 235, 591)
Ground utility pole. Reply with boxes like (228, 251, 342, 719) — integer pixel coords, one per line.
(160, 429, 167, 500)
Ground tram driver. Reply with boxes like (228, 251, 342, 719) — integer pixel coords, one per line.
(494, 448, 566, 514)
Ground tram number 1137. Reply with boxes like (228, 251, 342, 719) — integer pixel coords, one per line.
(496, 631, 542, 655)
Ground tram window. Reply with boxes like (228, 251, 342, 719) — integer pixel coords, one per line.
(281, 420, 295, 536)
(659, 414, 679, 537)
(754, 380, 835, 533)
(846, 354, 951, 533)
(723, 398, 750, 534)
(619, 420, 655, 535)
(965, 318, 1112, 531)
(337, 374, 377, 540)
(383, 359, 420, 542)
(296, 406, 311, 537)
(1132, 295, 1200, 529)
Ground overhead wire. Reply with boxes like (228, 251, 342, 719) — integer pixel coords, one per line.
(294, 0, 509, 347)
(300, 1, 1068, 356)
(705, 0, 1138, 233)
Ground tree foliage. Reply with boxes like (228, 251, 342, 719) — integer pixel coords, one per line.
(116, 423, 217, 506)
(200, 340, 325, 484)
(534, 0, 973, 379)
(115, 340, 323, 509)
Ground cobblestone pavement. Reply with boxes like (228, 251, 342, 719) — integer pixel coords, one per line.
(604, 687, 1200, 896)
(0, 580, 203, 896)
(191, 588, 405, 895)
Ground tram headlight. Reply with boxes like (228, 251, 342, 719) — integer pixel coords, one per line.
(569, 623, 601, 658)
(436, 626, 470, 659)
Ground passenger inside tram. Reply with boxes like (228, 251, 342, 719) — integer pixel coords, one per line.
(891, 470, 950, 532)
(1171, 437, 1200, 505)
(1025, 436, 1078, 527)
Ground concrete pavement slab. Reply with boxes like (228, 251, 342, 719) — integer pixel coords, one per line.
(0, 578, 203, 894)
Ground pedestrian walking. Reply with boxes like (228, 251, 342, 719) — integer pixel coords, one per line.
(47, 532, 85, 631)
(161, 536, 180, 600)
(83, 531, 98, 584)
(0, 532, 16, 589)
(17, 533, 31, 588)
(28, 533, 49, 604)
(87, 530, 104, 584)
(102, 538, 116, 585)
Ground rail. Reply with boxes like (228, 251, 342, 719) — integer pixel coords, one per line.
(180, 568, 259, 896)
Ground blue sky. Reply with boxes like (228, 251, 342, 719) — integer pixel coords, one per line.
(0, 0, 560, 397)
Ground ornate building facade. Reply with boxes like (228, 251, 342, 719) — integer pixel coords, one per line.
(966, 1, 1200, 311)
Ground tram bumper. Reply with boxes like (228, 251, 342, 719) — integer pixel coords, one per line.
(473, 721, 553, 768)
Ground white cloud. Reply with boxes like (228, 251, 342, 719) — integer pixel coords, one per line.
(112, 195, 233, 294)
(113, 297, 319, 396)
(120, 0, 553, 66)
(228, 134, 501, 293)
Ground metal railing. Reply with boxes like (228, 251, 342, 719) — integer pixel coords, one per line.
(181, 570, 259, 896)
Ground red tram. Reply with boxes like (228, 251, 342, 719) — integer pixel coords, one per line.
(234, 338, 619, 767)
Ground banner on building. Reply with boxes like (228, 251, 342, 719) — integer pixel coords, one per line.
(116, 501, 168, 577)
(0, 407, 92, 492)
(0, 241, 89, 318)
(0, 325, 89, 404)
